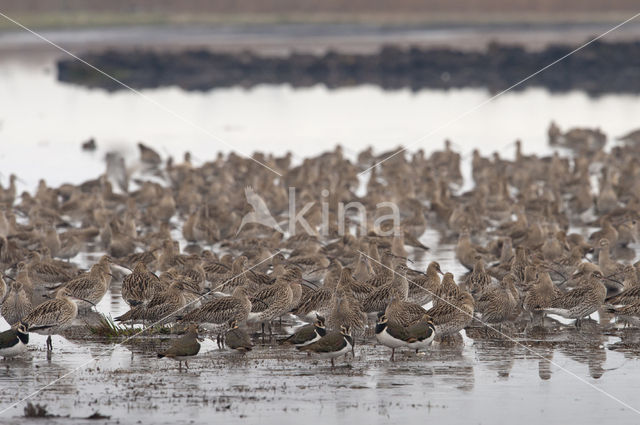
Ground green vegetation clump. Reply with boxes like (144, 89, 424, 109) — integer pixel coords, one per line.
(86, 314, 172, 339)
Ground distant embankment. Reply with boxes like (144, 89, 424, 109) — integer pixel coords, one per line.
(57, 41, 640, 94)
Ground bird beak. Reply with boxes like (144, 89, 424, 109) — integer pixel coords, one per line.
(72, 296, 97, 307)
(184, 287, 204, 297)
(301, 278, 318, 289)
(602, 276, 623, 287)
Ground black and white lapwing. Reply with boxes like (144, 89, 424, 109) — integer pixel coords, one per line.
(0, 322, 29, 358)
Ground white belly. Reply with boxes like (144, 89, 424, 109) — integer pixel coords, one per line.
(0, 341, 27, 358)
(407, 333, 435, 350)
(376, 328, 407, 349)
(247, 312, 265, 323)
(302, 311, 319, 323)
(315, 341, 352, 359)
(296, 333, 321, 347)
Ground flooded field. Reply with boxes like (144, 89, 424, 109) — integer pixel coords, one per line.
(2, 36, 640, 425)
(2, 306, 640, 424)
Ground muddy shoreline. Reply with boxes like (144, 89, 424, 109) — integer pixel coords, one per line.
(57, 40, 640, 94)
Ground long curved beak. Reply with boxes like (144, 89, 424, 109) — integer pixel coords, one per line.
(71, 295, 97, 307)
(602, 276, 623, 287)
(301, 278, 319, 289)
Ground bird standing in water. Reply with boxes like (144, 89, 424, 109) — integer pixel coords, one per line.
(297, 325, 353, 367)
(157, 323, 202, 370)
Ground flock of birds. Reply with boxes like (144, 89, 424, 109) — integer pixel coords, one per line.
(2, 122, 640, 369)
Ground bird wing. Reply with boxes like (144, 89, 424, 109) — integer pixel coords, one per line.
(0, 329, 19, 348)
(199, 297, 242, 322)
(426, 302, 456, 325)
(64, 277, 96, 299)
(406, 321, 434, 342)
(282, 324, 316, 344)
(385, 323, 410, 341)
(363, 286, 390, 312)
(24, 299, 70, 328)
(32, 263, 72, 281)
(299, 332, 344, 353)
(250, 286, 281, 312)
(552, 286, 592, 309)
(227, 328, 253, 349)
(294, 289, 331, 314)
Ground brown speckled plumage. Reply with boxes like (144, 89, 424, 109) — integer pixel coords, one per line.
(426, 291, 474, 336)
(544, 271, 607, 320)
(23, 288, 78, 337)
(122, 261, 167, 307)
(384, 297, 428, 327)
(362, 264, 410, 313)
(181, 286, 251, 332)
(1, 282, 33, 325)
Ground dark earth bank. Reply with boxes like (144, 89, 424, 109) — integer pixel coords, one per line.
(57, 41, 640, 95)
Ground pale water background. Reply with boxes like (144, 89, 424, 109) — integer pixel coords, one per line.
(1, 51, 640, 424)
(1, 55, 640, 190)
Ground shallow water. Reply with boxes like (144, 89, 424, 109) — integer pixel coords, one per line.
(2, 56, 640, 424)
(2, 322, 640, 424)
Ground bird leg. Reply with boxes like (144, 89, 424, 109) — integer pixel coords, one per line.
(185, 361, 189, 369)
(216, 334, 222, 349)
(261, 323, 265, 344)
(46, 335, 53, 351)
(179, 361, 182, 371)
(331, 358, 335, 368)
(391, 348, 395, 361)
